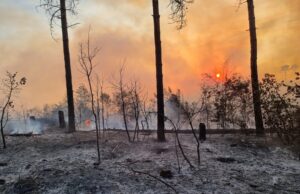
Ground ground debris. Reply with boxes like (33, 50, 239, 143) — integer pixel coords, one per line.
(216, 157, 236, 163)
(0, 162, 8, 167)
(1, 131, 299, 194)
(153, 147, 169, 154)
(8, 133, 34, 137)
(230, 143, 238, 147)
(160, 170, 173, 179)
(0, 179, 5, 185)
(25, 164, 31, 170)
(13, 177, 38, 194)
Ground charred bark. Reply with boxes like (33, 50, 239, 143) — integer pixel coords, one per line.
(152, 0, 166, 142)
(247, 0, 264, 135)
(78, 29, 101, 164)
(60, 0, 76, 132)
(101, 87, 105, 131)
(87, 77, 101, 164)
(58, 111, 66, 128)
(121, 91, 131, 142)
(0, 107, 7, 149)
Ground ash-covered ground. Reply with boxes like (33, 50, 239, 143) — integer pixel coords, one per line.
(0, 128, 299, 194)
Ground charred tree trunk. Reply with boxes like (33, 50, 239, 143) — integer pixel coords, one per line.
(152, 0, 166, 142)
(58, 111, 66, 128)
(132, 90, 140, 142)
(247, 0, 264, 135)
(78, 30, 101, 164)
(60, 0, 76, 132)
(1, 87, 13, 149)
(100, 86, 105, 131)
(88, 79, 101, 164)
(1, 106, 8, 149)
(79, 108, 82, 126)
(189, 120, 200, 166)
(0, 112, 6, 149)
(96, 90, 101, 133)
(121, 93, 131, 142)
(0, 127, 5, 149)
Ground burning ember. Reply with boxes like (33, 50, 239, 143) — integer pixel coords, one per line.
(85, 119, 91, 127)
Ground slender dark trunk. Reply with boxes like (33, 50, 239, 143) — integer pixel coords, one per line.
(79, 108, 82, 126)
(206, 107, 209, 129)
(136, 112, 140, 141)
(101, 104, 105, 130)
(174, 132, 181, 172)
(121, 92, 131, 142)
(0, 126, 5, 149)
(96, 85, 101, 132)
(188, 119, 200, 166)
(0, 111, 6, 149)
(133, 95, 140, 142)
(58, 110, 66, 128)
(133, 111, 137, 142)
(87, 76, 101, 164)
(60, 0, 75, 132)
(247, 0, 264, 135)
(1, 107, 7, 149)
(97, 104, 101, 130)
(143, 102, 150, 130)
(100, 88, 105, 130)
(99, 84, 106, 139)
(174, 124, 194, 168)
(1, 88, 12, 149)
(165, 117, 194, 168)
(152, 0, 165, 142)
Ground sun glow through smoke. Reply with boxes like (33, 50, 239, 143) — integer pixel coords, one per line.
(0, 1, 299, 107)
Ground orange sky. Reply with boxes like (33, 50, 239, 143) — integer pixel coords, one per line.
(0, 0, 299, 108)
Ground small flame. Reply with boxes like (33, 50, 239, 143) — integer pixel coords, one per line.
(85, 119, 91, 127)
(216, 73, 221, 78)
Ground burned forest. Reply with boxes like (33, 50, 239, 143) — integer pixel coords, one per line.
(0, 0, 300, 194)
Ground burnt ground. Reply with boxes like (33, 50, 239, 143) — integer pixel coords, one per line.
(0, 128, 299, 194)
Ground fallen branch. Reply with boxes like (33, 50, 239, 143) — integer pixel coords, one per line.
(174, 132, 181, 173)
(112, 144, 120, 153)
(8, 133, 36, 137)
(165, 117, 194, 169)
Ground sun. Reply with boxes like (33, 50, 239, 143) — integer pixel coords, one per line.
(216, 73, 221, 78)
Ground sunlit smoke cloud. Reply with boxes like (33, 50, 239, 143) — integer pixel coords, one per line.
(0, 0, 299, 109)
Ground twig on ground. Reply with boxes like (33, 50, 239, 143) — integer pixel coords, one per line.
(112, 144, 120, 153)
(125, 165, 178, 193)
(174, 131, 181, 173)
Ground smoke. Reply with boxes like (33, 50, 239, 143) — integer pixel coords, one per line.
(4, 119, 43, 135)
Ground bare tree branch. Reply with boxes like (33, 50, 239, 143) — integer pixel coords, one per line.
(39, 0, 80, 39)
(169, 0, 194, 30)
(78, 27, 101, 164)
(1, 72, 26, 148)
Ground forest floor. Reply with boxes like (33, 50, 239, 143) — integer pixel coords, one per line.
(0, 128, 299, 194)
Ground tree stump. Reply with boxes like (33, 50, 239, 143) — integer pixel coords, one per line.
(58, 111, 66, 128)
(199, 123, 206, 142)
(160, 170, 173, 179)
(29, 116, 36, 121)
